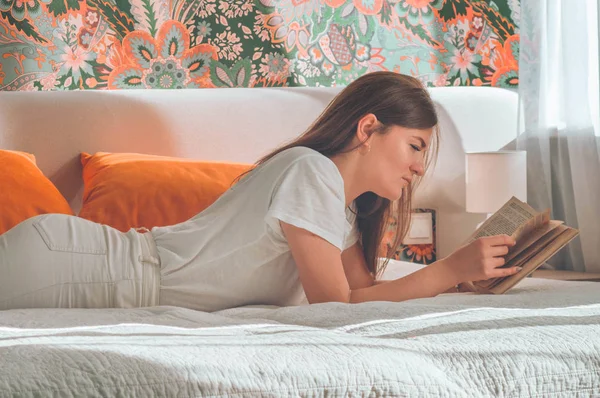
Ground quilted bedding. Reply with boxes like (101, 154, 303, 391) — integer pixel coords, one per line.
(1, 263, 599, 397)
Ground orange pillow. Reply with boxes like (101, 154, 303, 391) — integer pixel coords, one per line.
(0, 150, 74, 235)
(79, 152, 253, 232)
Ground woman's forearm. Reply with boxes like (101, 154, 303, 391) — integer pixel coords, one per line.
(349, 259, 459, 303)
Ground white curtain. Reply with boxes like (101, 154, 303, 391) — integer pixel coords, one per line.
(518, 0, 600, 272)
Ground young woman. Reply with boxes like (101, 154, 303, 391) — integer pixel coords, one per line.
(0, 72, 519, 311)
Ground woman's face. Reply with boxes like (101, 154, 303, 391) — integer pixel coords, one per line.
(364, 124, 432, 201)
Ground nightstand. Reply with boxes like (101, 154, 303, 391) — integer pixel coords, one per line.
(530, 269, 600, 282)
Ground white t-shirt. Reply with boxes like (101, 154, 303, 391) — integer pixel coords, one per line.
(151, 147, 359, 312)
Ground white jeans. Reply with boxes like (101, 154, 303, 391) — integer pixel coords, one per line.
(0, 214, 161, 310)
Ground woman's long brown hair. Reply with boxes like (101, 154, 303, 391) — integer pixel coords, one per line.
(237, 71, 439, 279)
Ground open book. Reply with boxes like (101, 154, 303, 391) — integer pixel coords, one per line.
(462, 196, 579, 294)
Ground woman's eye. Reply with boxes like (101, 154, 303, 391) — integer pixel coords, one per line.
(411, 144, 421, 152)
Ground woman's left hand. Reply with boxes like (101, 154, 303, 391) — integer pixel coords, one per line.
(443, 282, 477, 293)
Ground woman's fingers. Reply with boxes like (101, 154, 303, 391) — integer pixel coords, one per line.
(490, 257, 505, 268)
(485, 234, 516, 247)
(490, 266, 522, 278)
(484, 235, 515, 270)
(488, 245, 510, 257)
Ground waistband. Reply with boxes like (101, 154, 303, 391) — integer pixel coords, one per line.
(138, 231, 161, 307)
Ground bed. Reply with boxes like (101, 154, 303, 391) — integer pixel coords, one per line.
(0, 86, 599, 396)
(1, 263, 599, 396)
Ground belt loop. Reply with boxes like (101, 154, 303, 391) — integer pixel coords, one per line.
(138, 231, 161, 307)
(139, 231, 160, 266)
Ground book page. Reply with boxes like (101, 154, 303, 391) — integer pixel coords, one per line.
(511, 208, 551, 244)
(488, 226, 580, 294)
(465, 197, 543, 244)
(474, 225, 567, 290)
(503, 220, 563, 264)
(475, 225, 579, 292)
(473, 211, 553, 291)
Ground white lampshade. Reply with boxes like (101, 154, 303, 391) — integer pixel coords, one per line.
(466, 151, 527, 213)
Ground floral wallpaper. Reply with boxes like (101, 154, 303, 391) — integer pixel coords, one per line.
(0, 0, 520, 91)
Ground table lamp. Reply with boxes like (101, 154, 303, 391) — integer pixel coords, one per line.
(466, 151, 527, 219)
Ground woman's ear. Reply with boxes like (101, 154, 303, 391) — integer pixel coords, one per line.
(356, 113, 379, 144)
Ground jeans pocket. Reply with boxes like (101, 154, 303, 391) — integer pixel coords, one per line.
(32, 214, 107, 255)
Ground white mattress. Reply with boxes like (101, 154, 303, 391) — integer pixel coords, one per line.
(1, 261, 599, 397)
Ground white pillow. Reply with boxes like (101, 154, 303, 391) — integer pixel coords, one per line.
(380, 259, 427, 280)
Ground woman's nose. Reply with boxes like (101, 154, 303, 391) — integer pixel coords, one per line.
(411, 162, 425, 177)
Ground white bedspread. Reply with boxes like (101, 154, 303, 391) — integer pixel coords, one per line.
(1, 264, 600, 397)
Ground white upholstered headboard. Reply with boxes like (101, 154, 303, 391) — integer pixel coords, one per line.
(0, 87, 518, 257)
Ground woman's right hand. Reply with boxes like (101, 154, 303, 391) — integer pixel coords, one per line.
(442, 234, 520, 284)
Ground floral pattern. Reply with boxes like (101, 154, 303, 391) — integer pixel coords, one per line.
(108, 21, 217, 89)
(0, 0, 520, 91)
(0, 0, 50, 21)
(397, 0, 444, 26)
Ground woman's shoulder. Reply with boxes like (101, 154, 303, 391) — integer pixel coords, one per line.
(267, 146, 343, 189)
(238, 147, 330, 187)
(272, 146, 323, 162)
(269, 146, 335, 171)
